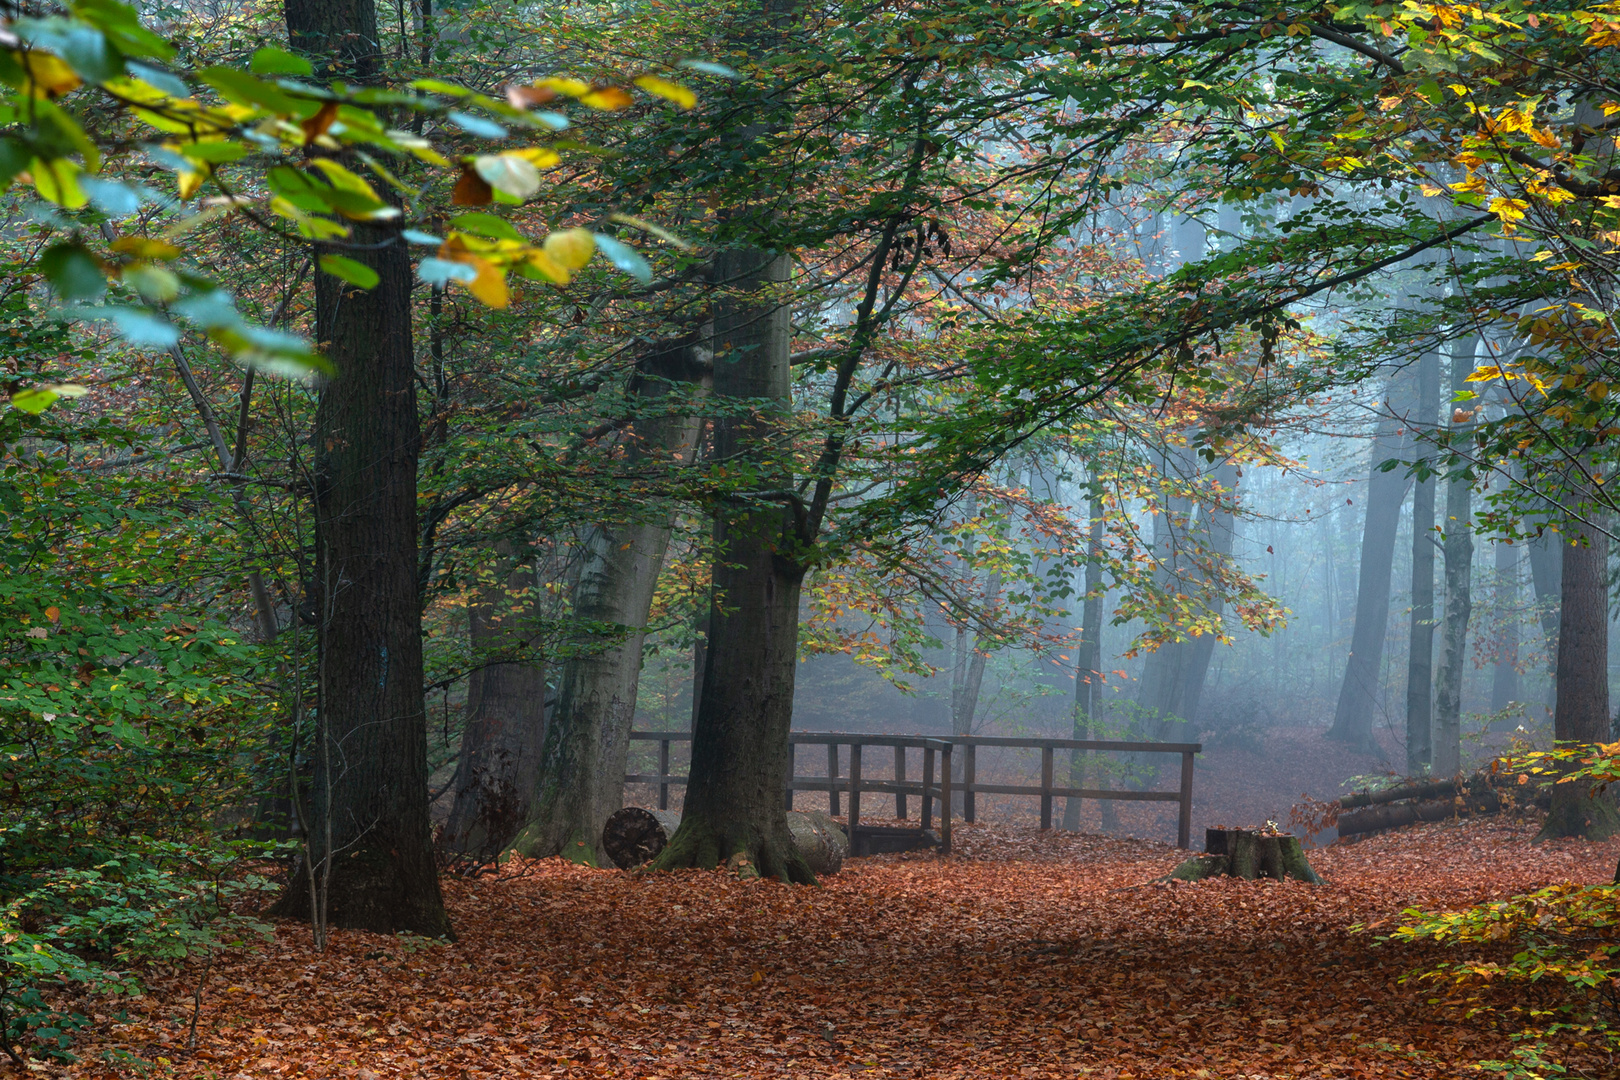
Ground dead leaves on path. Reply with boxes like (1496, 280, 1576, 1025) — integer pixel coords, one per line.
(59, 816, 1620, 1080)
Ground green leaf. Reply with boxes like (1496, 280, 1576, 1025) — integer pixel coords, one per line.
(450, 212, 523, 242)
(449, 111, 508, 139)
(418, 257, 477, 286)
(196, 66, 300, 115)
(593, 234, 652, 284)
(9, 383, 86, 414)
(473, 154, 540, 200)
(249, 46, 312, 77)
(678, 60, 739, 79)
(40, 242, 105, 301)
(318, 254, 380, 289)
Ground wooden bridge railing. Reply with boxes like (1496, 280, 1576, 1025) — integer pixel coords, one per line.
(625, 732, 1203, 851)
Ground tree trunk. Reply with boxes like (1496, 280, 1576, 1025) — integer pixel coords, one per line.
(1527, 525, 1562, 718)
(648, 246, 813, 881)
(1136, 445, 1195, 738)
(1490, 539, 1523, 719)
(1406, 350, 1438, 774)
(1063, 493, 1105, 831)
(440, 558, 548, 861)
(1433, 340, 1477, 777)
(1537, 511, 1620, 841)
(270, 0, 450, 937)
(1178, 462, 1239, 727)
(1328, 376, 1413, 754)
(519, 340, 709, 864)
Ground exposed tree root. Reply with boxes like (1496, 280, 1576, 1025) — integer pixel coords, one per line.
(645, 815, 817, 884)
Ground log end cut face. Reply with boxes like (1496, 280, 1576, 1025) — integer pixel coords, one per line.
(602, 806, 678, 869)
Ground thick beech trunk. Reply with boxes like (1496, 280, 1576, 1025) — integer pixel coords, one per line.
(1538, 513, 1620, 841)
(1063, 494, 1105, 831)
(517, 341, 709, 865)
(1405, 350, 1438, 773)
(270, 0, 449, 937)
(1329, 377, 1412, 753)
(440, 558, 548, 860)
(649, 248, 813, 881)
(1433, 340, 1477, 777)
(1527, 526, 1561, 716)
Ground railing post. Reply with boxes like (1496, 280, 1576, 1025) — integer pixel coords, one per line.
(785, 741, 796, 811)
(1040, 745, 1054, 830)
(921, 746, 934, 831)
(1178, 749, 1195, 849)
(827, 743, 840, 817)
(894, 744, 907, 819)
(939, 742, 952, 856)
(658, 738, 670, 810)
(964, 744, 977, 823)
(848, 743, 862, 843)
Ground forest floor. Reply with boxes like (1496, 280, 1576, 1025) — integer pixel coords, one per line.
(58, 813, 1620, 1080)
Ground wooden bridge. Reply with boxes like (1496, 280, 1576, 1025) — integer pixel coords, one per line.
(625, 731, 1203, 853)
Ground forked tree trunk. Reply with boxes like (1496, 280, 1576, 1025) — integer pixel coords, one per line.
(1063, 493, 1105, 831)
(519, 340, 709, 864)
(270, 0, 450, 937)
(648, 247, 814, 882)
(440, 558, 548, 859)
(1405, 350, 1438, 774)
(1538, 508, 1619, 841)
(1329, 375, 1413, 754)
(1433, 340, 1477, 777)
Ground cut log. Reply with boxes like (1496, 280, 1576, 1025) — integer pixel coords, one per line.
(1338, 777, 1464, 810)
(1170, 828, 1322, 884)
(601, 807, 847, 875)
(1337, 785, 1549, 838)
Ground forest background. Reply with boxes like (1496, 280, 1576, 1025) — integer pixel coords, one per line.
(3, 0, 1620, 1070)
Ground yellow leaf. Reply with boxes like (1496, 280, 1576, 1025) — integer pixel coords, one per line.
(464, 255, 507, 307)
(111, 236, 182, 260)
(16, 51, 80, 97)
(581, 86, 634, 111)
(633, 75, 696, 109)
(536, 77, 590, 98)
(177, 169, 206, 200)
(543, 228, 595, 271)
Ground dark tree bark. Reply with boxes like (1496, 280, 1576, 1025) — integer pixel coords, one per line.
(648, 248, 814, 881)
(1489, 539, 1523, 717)
(1527, 525, 1562, 717)
(270, 0, 450, 936)
(440, 557, 548, 860)
(1063, 492, 1105, 831)
(1538, 512, 1620, 840)
(1433, 339, 1477, 777)
(1405, 350, 1438, 774)
(1328, 376, 1413, 754)
(519, 340, 709, 864)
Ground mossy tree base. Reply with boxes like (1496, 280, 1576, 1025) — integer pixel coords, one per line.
(1169, 828, 1324, 884)
(643, 812, 817, 884)
(1535, 792, 1620, 842)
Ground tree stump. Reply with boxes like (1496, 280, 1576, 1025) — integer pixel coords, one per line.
(1169, 827, 1323, 884)
(601, 807, 848, 875)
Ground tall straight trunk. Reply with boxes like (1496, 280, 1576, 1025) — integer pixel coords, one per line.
(270, 0, 449, 937)
(1064, 494, 1105, 831)
(440, 557, 548, 858)
(1433, 340, 1477, 777)
(1136, 444, 1195, 737)
(520, 340, 709, 864)
(1406, 350, 1439, 774)
(1328, 375, 1413, 754)
(1538, 512, 1619, 840)
(1527, 526, 1562, 717)
(1490, 539, 1523, 717)
(1178, 463, 1239, 727)
(650, 246, 812, 881)
(951, 571, 1000, 739)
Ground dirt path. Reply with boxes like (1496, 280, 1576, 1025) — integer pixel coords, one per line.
(66, 816, 1619, 1079)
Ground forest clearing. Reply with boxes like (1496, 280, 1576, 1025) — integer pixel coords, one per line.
(60, 815, 1620, 1080)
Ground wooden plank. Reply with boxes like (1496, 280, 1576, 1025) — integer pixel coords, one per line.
(827, 743, 840, 817)
(849, 743, 862, 837)
(964, 744, 977, 823)
(921, 746, 934, 832)
(658, 739, 671, 810)
(1178, 750, 1195, 849)
(1040, 746, 1054, 830)
(894, 745, 907, 819)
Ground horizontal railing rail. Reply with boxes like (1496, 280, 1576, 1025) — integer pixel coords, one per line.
(625, 731, 1202, 852)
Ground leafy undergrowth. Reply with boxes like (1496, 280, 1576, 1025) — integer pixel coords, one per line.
(57, 816, 1620, 1080)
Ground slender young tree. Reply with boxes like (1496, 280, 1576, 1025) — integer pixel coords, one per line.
(1433, 338, 1478, 776)
(1328, 374, 1414, 755)
(1489, 540, 1523, 717)
(269, 0, 451, 936)
(1405, 349, 1439, 773)
(1063, 491, 1105, 831)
